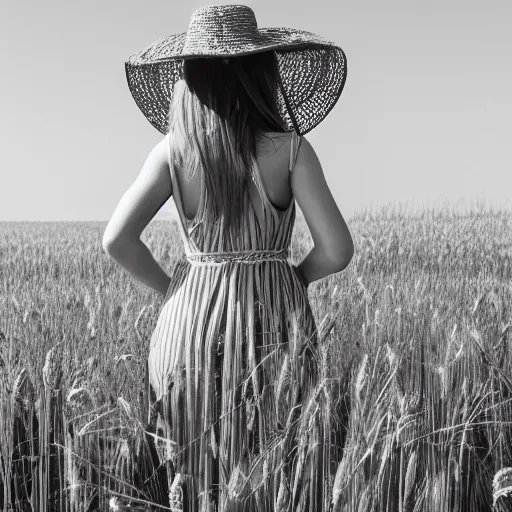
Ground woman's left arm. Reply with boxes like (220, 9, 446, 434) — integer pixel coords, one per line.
(102, 137, 173, 296)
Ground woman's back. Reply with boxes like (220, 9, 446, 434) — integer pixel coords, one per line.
(172, 128, 354, 276)
(168, 130, 304, 258)
(174, 131, 293, 222)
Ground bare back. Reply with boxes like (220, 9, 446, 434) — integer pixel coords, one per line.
(174, 130, 353, 263)
(174, 131, 295, 224)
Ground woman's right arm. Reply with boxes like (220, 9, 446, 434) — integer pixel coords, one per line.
(291, 136, 354, 287)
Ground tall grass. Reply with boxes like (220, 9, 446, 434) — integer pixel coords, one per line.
(0, 198, 511, 511)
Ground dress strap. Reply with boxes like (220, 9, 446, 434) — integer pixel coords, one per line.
(289, 131, 302, 173)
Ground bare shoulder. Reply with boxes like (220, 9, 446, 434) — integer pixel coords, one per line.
(296, 133, 313, 156)
(293, 134, 323, 180)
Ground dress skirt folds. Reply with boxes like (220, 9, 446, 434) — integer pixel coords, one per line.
(143, 131, 334, 512)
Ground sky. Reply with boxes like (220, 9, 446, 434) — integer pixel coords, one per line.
(1, 0, 511, 222)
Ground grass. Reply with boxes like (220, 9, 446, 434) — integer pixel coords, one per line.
(0, 198, 511, 511)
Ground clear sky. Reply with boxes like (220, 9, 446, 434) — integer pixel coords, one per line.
(1, 0, 510, 221)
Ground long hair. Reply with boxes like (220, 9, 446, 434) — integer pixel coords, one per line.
(167, 51, 287, 234)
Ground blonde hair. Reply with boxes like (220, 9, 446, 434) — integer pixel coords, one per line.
(167, 52, 286, 233)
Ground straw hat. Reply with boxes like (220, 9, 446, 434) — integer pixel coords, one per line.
(125, 4, 347, 135)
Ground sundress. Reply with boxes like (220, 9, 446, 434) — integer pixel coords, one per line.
(143, 131, 332, 512)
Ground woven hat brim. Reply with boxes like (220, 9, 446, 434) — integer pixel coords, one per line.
(125, 27, 347, 135)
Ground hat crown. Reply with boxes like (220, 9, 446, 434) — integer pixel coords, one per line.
(183, 5, 261, 55)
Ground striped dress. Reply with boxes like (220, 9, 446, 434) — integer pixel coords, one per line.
(145, 131, 332, 512)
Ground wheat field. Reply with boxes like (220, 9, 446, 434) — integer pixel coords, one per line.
(0, 200, 511, 511)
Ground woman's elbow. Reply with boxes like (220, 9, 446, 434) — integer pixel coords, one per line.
(102, 236, 116, 255)
(329, 243, 354, 272)
(338, 251, 354, 271)
(102, 232, 127, 256)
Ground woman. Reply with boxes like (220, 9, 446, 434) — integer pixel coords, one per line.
(103, 5, 353, 511)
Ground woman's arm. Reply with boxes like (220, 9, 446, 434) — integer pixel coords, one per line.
(102, 136, 173, 296)
(105, 238, 172, 296)
(291, 136, 354, 286)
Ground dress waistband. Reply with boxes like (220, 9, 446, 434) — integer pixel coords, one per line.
(185, 248, 290, 265)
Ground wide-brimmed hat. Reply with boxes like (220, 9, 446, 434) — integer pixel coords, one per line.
(125, 4, 347, 135)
